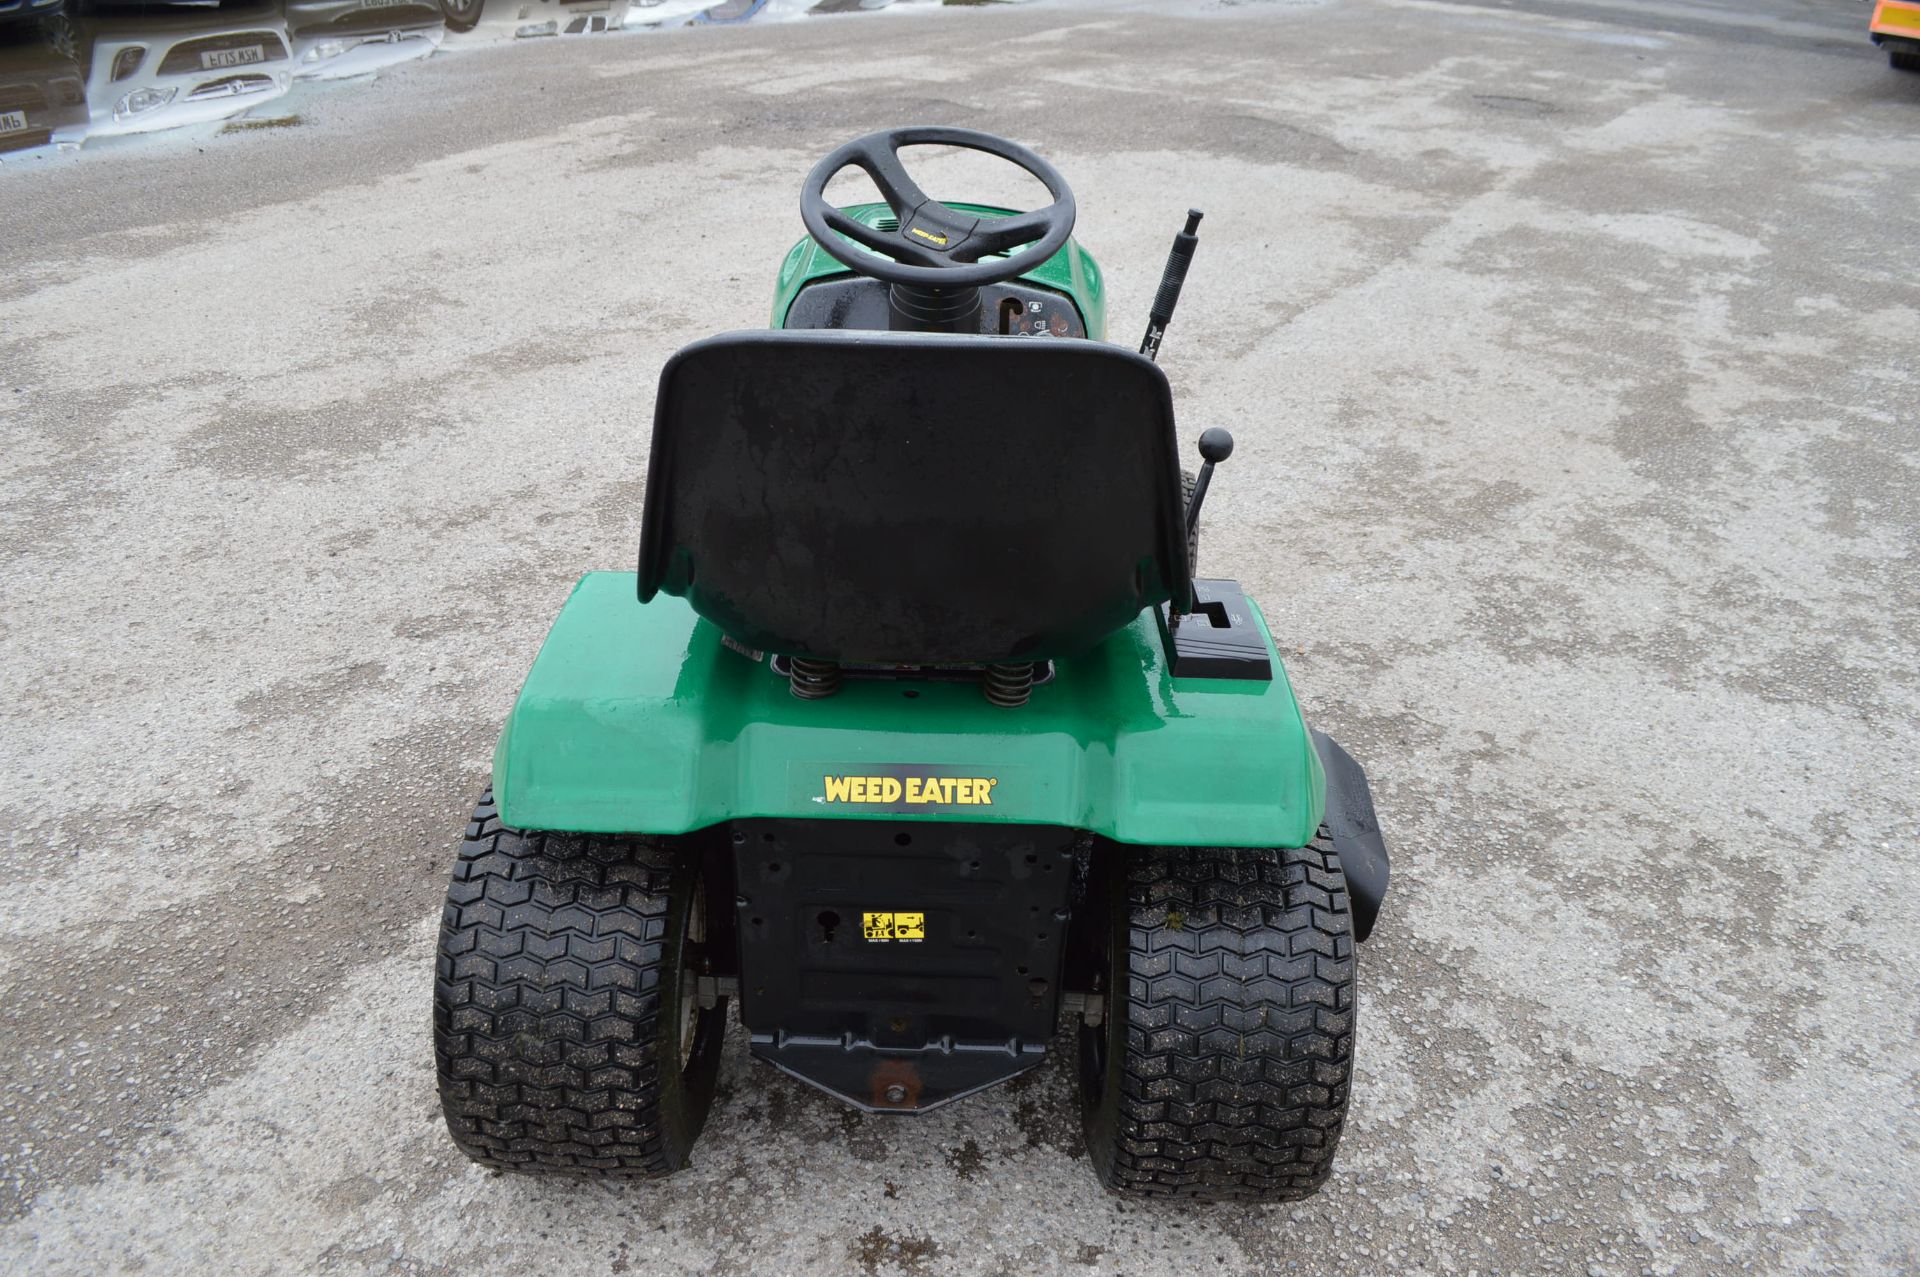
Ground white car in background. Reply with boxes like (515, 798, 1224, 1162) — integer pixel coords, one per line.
(614, 0, 711, 26)
(80, 0, 291, 138)
(286, 0, 443, 80)
(437, 0, 629, 42)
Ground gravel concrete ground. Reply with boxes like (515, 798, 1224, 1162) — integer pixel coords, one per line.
(2, 0, 1917, 1273)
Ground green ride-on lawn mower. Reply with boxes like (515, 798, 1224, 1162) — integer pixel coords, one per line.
(434, 126, 1392, 1202)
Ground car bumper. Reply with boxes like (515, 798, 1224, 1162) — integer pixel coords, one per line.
(87, 72, 292, 137)
(439, 0, 631, 42)
(291, 25, 443, 79)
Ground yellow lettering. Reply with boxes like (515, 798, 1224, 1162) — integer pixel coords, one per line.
(832, 771, 997, 805)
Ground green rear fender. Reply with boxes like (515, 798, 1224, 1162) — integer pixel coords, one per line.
(493, 573, 1326, 848)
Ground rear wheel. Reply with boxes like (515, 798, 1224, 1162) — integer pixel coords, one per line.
(434, 792, 726, 1176)
(1893, 49, 1920, 72)
(1077, 836, 1355, 1201)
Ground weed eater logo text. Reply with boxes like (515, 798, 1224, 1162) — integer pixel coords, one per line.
(821, 773, 998, 806)
(794, 762, 1021, 813)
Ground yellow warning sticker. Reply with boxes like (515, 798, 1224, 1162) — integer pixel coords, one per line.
(863, 912, 926, 942)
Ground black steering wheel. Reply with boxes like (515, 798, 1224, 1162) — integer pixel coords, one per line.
(800, 126, 1077, 290)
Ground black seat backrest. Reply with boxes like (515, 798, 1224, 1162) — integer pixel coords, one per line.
(637, 329, 1191, 664)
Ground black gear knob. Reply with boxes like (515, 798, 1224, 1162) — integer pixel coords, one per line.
(1181, 429, 1235, 604)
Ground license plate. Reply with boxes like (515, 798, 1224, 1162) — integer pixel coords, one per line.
(201, 45, 266, 69)
(360, 0, 407, 8)
(0, 110, 26, 136)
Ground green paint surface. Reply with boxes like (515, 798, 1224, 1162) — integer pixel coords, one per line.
(494, 574, 1324, 847)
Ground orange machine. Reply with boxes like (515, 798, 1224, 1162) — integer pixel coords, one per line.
(1872, 0, 1920, 70)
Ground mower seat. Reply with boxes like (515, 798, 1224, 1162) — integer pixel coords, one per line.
(637, 329, 1191, 664)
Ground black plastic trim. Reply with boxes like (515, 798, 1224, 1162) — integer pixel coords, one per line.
(1156, 578, 1273, 680)
(1311, 730, 1390, 943)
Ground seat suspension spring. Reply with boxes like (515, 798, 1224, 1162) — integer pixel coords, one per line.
(789, 657, 843, 700)
(983, 662, 1034, 708)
